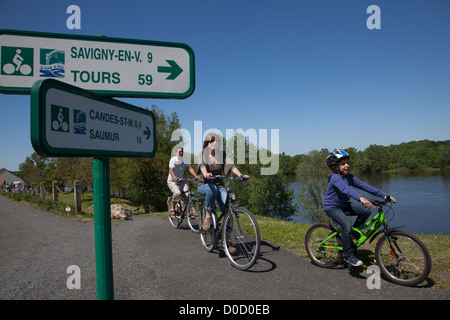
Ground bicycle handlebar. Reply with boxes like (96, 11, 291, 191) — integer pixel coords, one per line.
(207, 175, 250, 189)
(210, 174, 250, 181)
(370, 196, 392, 208)
(175, 177, 198, 184)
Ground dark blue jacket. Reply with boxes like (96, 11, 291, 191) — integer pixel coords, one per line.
(323, 173, 386, 210)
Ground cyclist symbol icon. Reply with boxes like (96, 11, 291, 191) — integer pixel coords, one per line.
(2, 49, 32, 75)
(52, 108, 69, 132)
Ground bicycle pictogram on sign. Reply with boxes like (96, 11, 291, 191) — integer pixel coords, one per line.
(1, 46, 34, 76)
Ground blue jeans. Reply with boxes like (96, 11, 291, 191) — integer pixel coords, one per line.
(325, 201, 371, 259)
(198, 183, 227, 212)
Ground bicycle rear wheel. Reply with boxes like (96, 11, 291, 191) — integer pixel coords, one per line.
(223, 207, 260, 270)
(187, 199, 201, 233)
(375, 230, 432, 287)
(305, 223, 343, 268)
(167, 196, 181, 228)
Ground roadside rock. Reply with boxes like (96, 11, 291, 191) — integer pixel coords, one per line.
(110, 204, 132, 220)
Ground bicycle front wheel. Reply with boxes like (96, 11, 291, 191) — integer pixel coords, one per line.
(223, 207, 260, 270)
(200, 210, 217, 252)
(187, 200, 201, 233)
(305, 223, 343, 268)
(167, 196, 181, 229)
(375, 230, 432, 287)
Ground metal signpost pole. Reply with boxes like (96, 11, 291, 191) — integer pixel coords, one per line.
(93, 157, 114, 300)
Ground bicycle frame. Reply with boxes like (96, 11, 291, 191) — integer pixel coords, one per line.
(199, 175, 261, 270)
(209, 176, 241, 234)
(173, 178, 196, 216)
(169, 178, 202, 232)
(319, 203, 391, 251)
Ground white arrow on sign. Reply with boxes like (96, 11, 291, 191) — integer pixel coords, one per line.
(31, 79, 156, 158)
(1, 29, 195, 99)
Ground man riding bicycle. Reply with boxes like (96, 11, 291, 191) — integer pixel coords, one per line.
(167, 147, 198, 217)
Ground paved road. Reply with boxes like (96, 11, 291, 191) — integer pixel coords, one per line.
(1, 196, 449, 301)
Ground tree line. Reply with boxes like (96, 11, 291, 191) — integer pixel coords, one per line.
(279, 139, 450, 176)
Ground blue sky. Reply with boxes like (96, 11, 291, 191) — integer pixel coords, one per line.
(1, 0, 449, 171)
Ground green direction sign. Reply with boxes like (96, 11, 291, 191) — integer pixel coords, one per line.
(31, 79, 156, 158)
(1, 29, 195, 99)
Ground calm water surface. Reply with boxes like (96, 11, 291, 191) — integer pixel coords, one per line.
(288, 171, 450, 235)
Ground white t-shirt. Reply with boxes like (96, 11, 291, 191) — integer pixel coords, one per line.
(167, 156, 190, 183)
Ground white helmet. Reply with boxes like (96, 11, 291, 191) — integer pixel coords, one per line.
(326, 149, 350, 168)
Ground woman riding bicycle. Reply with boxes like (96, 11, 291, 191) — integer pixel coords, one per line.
(323, 149, 396, 267)
(197, 133, 249, 231)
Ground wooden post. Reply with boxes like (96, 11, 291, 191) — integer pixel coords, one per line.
(52, 180, 58, 202)
(40, 182, 45, 200)
(74, 180, 82, 214)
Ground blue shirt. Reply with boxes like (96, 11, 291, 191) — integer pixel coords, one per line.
(323, 173, 386, 210)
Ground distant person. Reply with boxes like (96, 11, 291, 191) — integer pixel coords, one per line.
(167, 147, 197, 217)
(323, 149, 396, 267)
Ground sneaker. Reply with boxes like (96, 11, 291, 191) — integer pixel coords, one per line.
(344, 255, 363, 267)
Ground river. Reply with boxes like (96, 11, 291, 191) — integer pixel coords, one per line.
(287, 171, 450, 235)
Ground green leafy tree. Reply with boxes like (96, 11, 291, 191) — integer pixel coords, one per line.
(295, 149, 330, 223)
(18, 152, 57, 189)
(224, 133, 298, 220)
(54, 157, 92, 194)
(110, 158, 134, 201)
(364, 144, 390, 173)
(439, 146, 450, 169)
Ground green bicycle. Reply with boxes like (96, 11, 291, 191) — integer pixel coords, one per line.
(305, 197, 432, 287)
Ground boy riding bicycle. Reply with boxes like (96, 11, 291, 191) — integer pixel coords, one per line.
(323, 149, 396, 267)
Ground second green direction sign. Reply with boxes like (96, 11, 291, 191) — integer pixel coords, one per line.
(1, 29, 195, 98)
(31, 79, 156, 158)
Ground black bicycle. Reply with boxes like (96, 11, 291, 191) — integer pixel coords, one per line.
(199, 175, 261, 270)
(167, 178, 201, 233)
